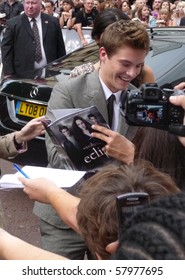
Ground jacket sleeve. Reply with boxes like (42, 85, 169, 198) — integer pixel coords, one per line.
(0, 133, 18, 159)
(0, 132, 27, 159)
(45, 82, 75, 170)
(1, 22, 15, 76)
(54, 17, 66, 58)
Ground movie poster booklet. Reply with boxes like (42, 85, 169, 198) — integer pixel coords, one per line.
(44, 106, 111, 171)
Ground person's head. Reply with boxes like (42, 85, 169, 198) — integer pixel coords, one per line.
(44, 0, 55, 15)
(91, 8, 130, 42)
(158, 8, 170, 21)
(72, 116, 92, 134)
(93, 0, 103, 12)
(24, 0, 42, 18)
(176, 0, 185, 12)
(83, 0, 94, 13)
(113, 192, 185, 259)
(59, 125, 71, 137)
(77, 160, 180, 259)
(152, 0, 162, 11)
(88, 113, 98, 124)
(161, 0, 171, 12)
(135, 0, 146, 9)
(62, 0, 74, 11)
(137, 4, 150, 20)
(147, 109, 155, 119)
(99, 20, 150, 93)
(75, 118, 86, 130)
(121, 0, 131, 14)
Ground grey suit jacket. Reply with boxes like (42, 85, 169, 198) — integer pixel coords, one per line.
(2, 13, 66, 78)
(34, 71, 139, 228)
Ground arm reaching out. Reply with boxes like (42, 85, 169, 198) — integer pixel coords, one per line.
(0, 228, 68, 260)
(19, 177, 80, 233)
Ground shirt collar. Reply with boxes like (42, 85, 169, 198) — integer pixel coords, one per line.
(99, 76, 123, 103)
(28, 14, 41, 22)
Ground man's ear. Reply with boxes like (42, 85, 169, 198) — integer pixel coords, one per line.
(105, 240, 119, 254)
(99, 47, 107, 62)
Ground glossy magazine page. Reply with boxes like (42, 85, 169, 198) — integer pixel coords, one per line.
(44, 106, 111, 171)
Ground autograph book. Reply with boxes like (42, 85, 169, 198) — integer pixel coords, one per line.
(0, 166, 86, 189)
(44, 106, 111, 171)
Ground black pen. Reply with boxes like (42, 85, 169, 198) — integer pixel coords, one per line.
(13, 163, 30, 179)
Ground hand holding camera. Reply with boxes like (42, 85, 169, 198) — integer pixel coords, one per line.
(121, 83, 185, 136)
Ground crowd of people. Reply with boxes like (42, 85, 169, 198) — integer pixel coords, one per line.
(1, 0, 185, 48)
(1, 0, 185, 261)
(41, 0, 185, 30)
(42, 0, 185, 44)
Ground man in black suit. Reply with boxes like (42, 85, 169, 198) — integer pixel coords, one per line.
(1, 0, 66, 79)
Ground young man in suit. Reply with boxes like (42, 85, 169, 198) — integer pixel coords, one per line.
(1, 0, 66, 79)
(33, 20, 150, 259)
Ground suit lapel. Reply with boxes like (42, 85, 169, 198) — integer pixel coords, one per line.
(41, 13, 49, 39)
(86, 71, 109, 123)
(21, 14, 34, 39)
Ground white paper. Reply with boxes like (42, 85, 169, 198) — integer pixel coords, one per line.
(0, 166, 86, 189)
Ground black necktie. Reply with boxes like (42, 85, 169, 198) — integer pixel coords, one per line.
(107, 94, 115, 127)
(32, 18, 42, 63)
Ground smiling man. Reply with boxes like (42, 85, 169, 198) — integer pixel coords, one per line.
(33, 20, 150, 260)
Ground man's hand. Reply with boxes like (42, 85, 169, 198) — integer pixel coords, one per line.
(174, 82, 185, 90)
(19, 177, 59, 204)
(91, 125, 135, 164)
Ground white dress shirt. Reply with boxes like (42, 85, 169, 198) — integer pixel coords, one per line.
(99, 77, 122, 131)
(29, 14, 47, 70)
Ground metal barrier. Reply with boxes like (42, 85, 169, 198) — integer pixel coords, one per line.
(61, 27, 94, 54)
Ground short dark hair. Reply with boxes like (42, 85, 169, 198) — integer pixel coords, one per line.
(59, 125, 69, 132)
(45, 0, 54, 6)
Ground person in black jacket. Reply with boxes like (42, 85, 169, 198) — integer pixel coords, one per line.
(1, 0, 66, 79)
(0, 0, 24, 20)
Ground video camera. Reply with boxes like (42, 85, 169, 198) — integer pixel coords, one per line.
(121, 83, 185, 136)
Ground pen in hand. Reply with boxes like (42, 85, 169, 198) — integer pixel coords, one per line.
(13, 163, 30, 179)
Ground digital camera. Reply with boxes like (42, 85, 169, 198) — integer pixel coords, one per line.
(122, 83, 185, 132)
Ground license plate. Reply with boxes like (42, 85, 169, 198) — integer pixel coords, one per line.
(16, 101, 47, 118)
